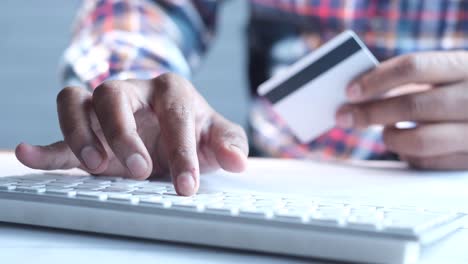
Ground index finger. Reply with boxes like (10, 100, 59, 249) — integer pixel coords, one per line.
(151, 73, 200, 196)
(347, 51, 468, 101)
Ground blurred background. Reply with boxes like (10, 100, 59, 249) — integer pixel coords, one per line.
(0, 0, 249, 149)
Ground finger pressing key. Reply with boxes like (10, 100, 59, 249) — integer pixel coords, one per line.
(151, 73, 199, 196)
(92, 81, 153, 180)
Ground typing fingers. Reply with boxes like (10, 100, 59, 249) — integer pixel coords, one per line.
(57, 87, 108, 173)
(151, 73, 199, 196)
(92, 80, 153, 180)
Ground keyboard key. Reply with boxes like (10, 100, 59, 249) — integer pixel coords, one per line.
(54, 179, 85, 184)
(110, 180, 148, 187)
(46, 182, 80, 188)
(136, 185, 166, 190)
(274, 212, 307, 223)
(346, 214, 382, 230)
(197, 200, 224, 208)
(18, 179, 52, 185)
(224, 193, 252, 200)
(74, 185, 106, 191)
(82, 179, 112, 185)
(15, 174, 56, 180)
(162, 195, 193, 203)
(193, 195, 223, 203)
(16, 183, 46, 188)
(196, 191, 224, 197)
(107, 193, 133, 199)
(0, 185, 16, 191)
(205, 207, 238, 216)
(171, 202, 203, 211)
(76, 191, 107, 201)
(139, 197, 171, 208)
(223, 201, 254, 210)
(307, 216, 343, 226)
(144, 181, 172, 187)
(45, 188, 77, 196)
(119, 179, 150, 185)
(162, 190, 180, 196)
(0, 179, 18, 184)
(107, 194, 139, 204)
(315, 207, 349, 219)
(132, 194, 160, 201)
(96, 176, 123, 181)
(103, 187, 134, 193)
(139, 195, 163, 202)
(15, 186, 46, 193)
(238, 208, 272, 219)
(131, 189, 164, 195)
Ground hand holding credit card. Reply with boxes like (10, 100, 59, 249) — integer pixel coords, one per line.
(258, 30, 379, 143)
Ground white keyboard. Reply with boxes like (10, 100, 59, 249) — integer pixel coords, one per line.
(0, 174, 465, 264)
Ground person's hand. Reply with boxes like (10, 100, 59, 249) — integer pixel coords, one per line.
(16, 73, 249, 196)
(336, 51, 468, 170)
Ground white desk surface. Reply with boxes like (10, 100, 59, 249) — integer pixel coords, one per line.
(0, 151, 466, 263)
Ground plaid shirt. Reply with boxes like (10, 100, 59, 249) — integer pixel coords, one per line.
(63, 0, 468, 161)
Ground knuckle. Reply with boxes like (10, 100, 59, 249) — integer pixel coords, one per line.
(393, 55, 418, 78)
(42, 160, 60, 171)
(223, 127, 246, 143)
(410, 131, 430, 152)
(170, 146, 191, 162)
(93, 80, 124, 99)
(358, 74, 373, 93)
(166, 103, 191, 122)
(106, 127, 137, 148)
(63, 125, 85, 142)
(57, 87, 80, 104)
(158, 72, 181, 83)
(401, 95, 426, 120)
(153, 73, 193, 96)
(42, 145, 70, 170)
(157, 72, 184, 85)
(156, 73, 181, 88)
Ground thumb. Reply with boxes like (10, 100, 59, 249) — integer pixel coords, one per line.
(208, 115, 249, 173)
(16, 141, 81, 170)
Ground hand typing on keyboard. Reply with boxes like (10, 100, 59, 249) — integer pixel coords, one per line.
(14, 73, 249, 196)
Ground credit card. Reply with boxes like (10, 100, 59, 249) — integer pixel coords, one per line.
(258, 30, 379, 143)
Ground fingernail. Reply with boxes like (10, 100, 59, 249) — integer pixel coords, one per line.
(126, 153, 148, 178)
(347, 83, 362, 101)
(81, 146, 102, 170)
(177, 173, 195, 196)
(336, 111, 354, 128)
